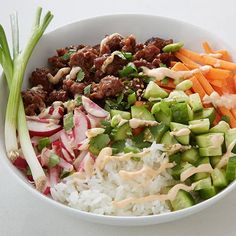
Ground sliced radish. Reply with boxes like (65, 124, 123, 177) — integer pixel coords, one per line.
(48, 130, 62, 143)
(73, 151, 88, 171)
(82, 96, 109, 118)
(40, 148, 52, 167)
(73, 109, 89, 146)
(60, 130, 75, 159)
(27, 119, 62, 137)
(86, 114, 103, 128)
(26, 116, 60, 125)
(78, 138, 90, 151)
(49, 166, 60, 188)
(58, 158, 74, 172)
(13, 156, 28, 170)
(39, 105, 64, 120)
(43, 176, 51, 195)
(61, 148, 73, 163)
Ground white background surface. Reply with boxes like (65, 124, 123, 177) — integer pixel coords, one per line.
(0, 0, 236, 235)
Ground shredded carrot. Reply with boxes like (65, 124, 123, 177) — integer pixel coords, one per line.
(175, 52, 199, 68)
(179, 48, 236, 71)
(231, 109, 236, 120)
(213, 111, 222, 126)
(185, 89, 193, 95)
(208, 79, 226, 88)
(202, 41, 213, 54)
(216, 50, 232, 62)
(218, 106, 236, 128)
(170, 61, 178, 67)
(194, 72, 214, 95)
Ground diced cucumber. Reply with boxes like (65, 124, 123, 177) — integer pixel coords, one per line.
(127, 92, 137, 105)
(210, 121, 230, 134)
(132, 131, 152, 149)
(171, 190, 195, 211)
(226, 156, 236, 182)
(181, 148, 200, 165)
(195, 133, 224, 148)
(171, 162, 193, 180)
(143, 128, 154, 142)
(187, 104, 194, 121)
(149, 123, 169, 143)
(169, 152, 182, 165)
(189, 119, 210, 134)
(143, 81, 168, 99)
(194, 177, 212, 191)
(170, 122, 190, 145)
(199, 186, 217, 199)
(124, 146, 140, 153)
(89, 134, 110, 155)
(189, 93, 203, 112)
(210, 156, 221, 168)
(161, 131, 178, 145)
(192, 157, 210, 181)
(111, 140, 126, 154)
(131, 105, 155, 121)
(199, 146, 222, 157)
(110, 109, 131, 120)
(111, 123, 131, 141)
(155, 111, 172, 125)
(193, 108, 216, 124)
(225, 128, 236, 153)
(151, 102, 161, 115)
(211, 168, 228, 188)
(171, 102, 190, 125)
(168, 91, 189, 103)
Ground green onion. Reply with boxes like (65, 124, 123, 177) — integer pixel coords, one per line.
(84, 84, 92, 95)
(161, 77, 169, 85)
(119, 63, 137, 77)
(127, 92, 137, 105)
(121, 51, 133, 60)
(60, 49, 76, 60)
(38, 137, 51, 151)
(76, 69, 85, 82)
(176, 80, 193, 91)
(162, 42, 184, 53)
(76, 95, 82, 106)
(159, 63, 167, 68)
(63, 112, 74, 131)
(48, 153, 60, 168)
(0, 8, 53, 191)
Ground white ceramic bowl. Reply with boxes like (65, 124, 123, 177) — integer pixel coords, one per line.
(0, 14, 235, 226)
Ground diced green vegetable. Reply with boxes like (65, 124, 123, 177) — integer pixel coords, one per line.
(199, 186, 217, 199)
(226, 156, 236, 182)
(111, 123, 131, 141)
(162, 42, 184, 53)
(189, 93, 203, 112)
(225, 128, 236, 153)
(143, 128, 155, 142)
(170, 190, 195, 211)
(110, 110, 131, 120)
(194, 177, 212, 191)
(193, 108, 215, 124)
(127, 92, 137, 105)
(38, 137, 51, 151)
(195, 133, 224, 148)
(48, 153, 60, 168)
(192, 157, 210, 181)
(210, 121, 230, 134)
(171, 102, 189, 125)
(211, 168, 228, 188)
(143, 81, 168, 99)
(76, 69, 85, 82)
(119, 63, 137, 77)
(181, 148, 200, 165)
(132, 131, 152, 149)
(131, 105, 155, 121)
(210, 156, 221, 168)
(111, 140, 126, 154)
(63, 112, 74, 131)
(168, 90, 189, 103)
(189, 119, 210, 134)
(161, 131, 178, 145)
(199, 146, 222, 157)
(84, 84, 92, 95)
(124, 146, 140, 153)
(170, 122, 190, 145)
(171, 162, 193, 180)
(176, 80, 193, 91)
(169, 152, 182, 165)
(89, 134, 110, 155)
(149, 123, 169, 143)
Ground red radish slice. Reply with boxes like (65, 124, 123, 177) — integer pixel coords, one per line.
(13, 157, 28, 170)
(43, 176, 51, 195)
(60, 131, 75, 158)
(48, 130, 62, 143)
(82, 96, 109, 118)
(78, 138, 90, 151)
(86, 114, 103, 128)
(40, 148, 52, 167)
(58, 158, 74, 172)
(61, 148, 73, 163)
(26, 116, 60, 125)
(39, 105, 64, 119)
(49, 166, 60, 188)
(73, 151, 88, 171)
(27, 119, 62, 137)
(73, 109, 89, 146)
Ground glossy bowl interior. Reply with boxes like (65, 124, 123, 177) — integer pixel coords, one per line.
(0, 14, 236, 226)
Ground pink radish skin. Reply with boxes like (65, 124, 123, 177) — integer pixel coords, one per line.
(27, 119, 62, 137)
(73, 151, 88, 171)
(61, 148, 73, 163)
(58, 158, 74, 172)
(86, 114, 103, 128)
(60, 130, 75, 158)
(26, 116, 60, 124)
(49, 166, 60, 188)
(82, 96, 109, 118)
(73, 109, 89, 146)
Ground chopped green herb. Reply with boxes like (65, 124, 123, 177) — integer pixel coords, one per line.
(159, 63, 167, 68)
(38, 137, 51, 151)
(48, 153, 60, 168)
(76, 95, 82, 106)
(221, 115, 230, 124)
(128, 92, 137, 105)
(60, 49, 76, 60)
(60, 170, 71, 179)
(112, 140, 126, 154)
(119, 63, 137, 77)
(161, 77, 169, 85)
(131, 156, 141, 162)
(84, 84, 92, 95)
(117, 93, 124, 104)
(63, 112, 74, 131)
(101, 120, 113, 134)
(76, 69, 85, 82)
(121, 51, 133, 60)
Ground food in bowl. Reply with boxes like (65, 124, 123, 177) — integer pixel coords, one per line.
(1, 8, 236, 217)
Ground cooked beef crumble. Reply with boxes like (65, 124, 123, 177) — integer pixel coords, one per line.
(23, 34, 175, 115)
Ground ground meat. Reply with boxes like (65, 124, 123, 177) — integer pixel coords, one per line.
(121, 35, 136, 53)
(133, 59, 154, 69)
(105, 56, 127, 75)
(100, 34, 124, 55)
(69, 46, 98, 74)
(90, 76, 124, 99)
(145, 37, 173, 50)
(157, 52, 174, 67)
(134, 44, 160, 62)
(63, 79, 86, 96)
(22, 88, 47, 116)
(47, 89, 69, 104)
(30, 68, 54, 92)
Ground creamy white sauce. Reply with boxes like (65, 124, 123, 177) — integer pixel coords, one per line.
(115, 114, 128, 127)
(142, 65, 211, 82)
(63, 100, 77, 112)
(85, 128, 105, 139)
(216, 140, 236, 168)
(66, 66, 81, 80)
(203, 91, 236, 109)
(83, 154, 94, 178)
(129, 118, 159, 129)
(47, 67, 71, 84)
(214, 60, 222, 68)
(180, 164, 213, 182)
(101, 51, 122, 73)
(170, 128, 190, 137)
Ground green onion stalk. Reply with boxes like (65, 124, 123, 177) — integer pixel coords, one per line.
(0, 7, 53, 191)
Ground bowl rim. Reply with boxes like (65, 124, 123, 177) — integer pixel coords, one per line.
(1, 13, 236, 224)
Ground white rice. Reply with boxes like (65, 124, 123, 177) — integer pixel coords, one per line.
(51, 142, 173, 216)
